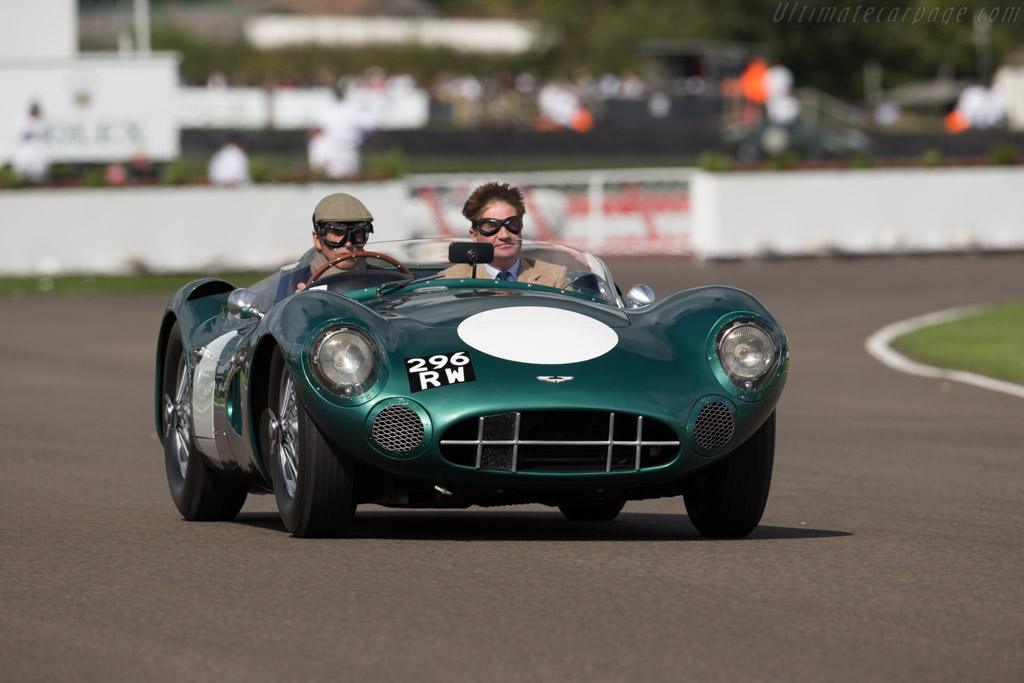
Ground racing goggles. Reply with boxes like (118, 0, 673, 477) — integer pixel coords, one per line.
(316, 221, 373, 248)
(472, 215, 523, 236)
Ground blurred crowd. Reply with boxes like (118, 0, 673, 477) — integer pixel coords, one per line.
(424, 68, 654, 132)
(6, 58, 1022, 187)
(200, 66, 658, 133)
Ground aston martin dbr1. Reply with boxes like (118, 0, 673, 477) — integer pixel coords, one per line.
(156, 238, 788, 537)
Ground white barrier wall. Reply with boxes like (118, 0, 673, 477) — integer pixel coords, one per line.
(1, 168, 1022, 275)
(690, 167, 1024, 258)
(0, 182, 406, 275)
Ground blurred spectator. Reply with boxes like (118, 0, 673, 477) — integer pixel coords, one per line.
(765, 60, 800, 126)
(955, 82, 1007, 129)
(388, 72, 417, 92)
(874, 101, 902, 126)
(515, 71, 538, 96)
(12, 101, 48, 182)
(537, 80, 578, 128)
(105, 164, 127, 186)
(993, 62, 1024, 130)
(364, 66, 388, 91)
(944, 108, 969, 134)
(208, 135, 251, 185)
(307, 127, 331, 176)
(430, 71, 458, 124)
(127, 149, 154, 181)
(534, 79, 593, 132)
(453, 75, 482, 127)
(207, 71, 228, 89)
(598, 72, 621, 99)
(739, 56, 769, 125)
(618, 70, 645, 99)
(309, 80, 375, 179)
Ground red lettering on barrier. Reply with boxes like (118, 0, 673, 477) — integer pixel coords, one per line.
(594, 235, 695, 259)
(566, 190, 689, 217)
(416, 187, 455, 237)
(519, 187, 554, 241)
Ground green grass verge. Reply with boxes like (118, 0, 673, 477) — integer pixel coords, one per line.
(891, 300, 1024, 385)
(0, 272, 272, 298)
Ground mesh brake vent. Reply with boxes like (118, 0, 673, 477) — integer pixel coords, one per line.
(693, 402, 734, 450)
(371, 405, 424, 453)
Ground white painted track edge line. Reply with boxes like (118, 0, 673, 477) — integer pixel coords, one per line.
(864, 304, 1024, 400)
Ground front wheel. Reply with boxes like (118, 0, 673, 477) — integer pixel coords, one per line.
(161, 322, 247, 521)
(683, 411, 775, 538)
(267, 353, 357, 537)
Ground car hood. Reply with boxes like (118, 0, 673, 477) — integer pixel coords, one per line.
(362, 288, 632, 329)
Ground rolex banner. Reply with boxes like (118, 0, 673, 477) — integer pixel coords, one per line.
(0, 54, 180, 165)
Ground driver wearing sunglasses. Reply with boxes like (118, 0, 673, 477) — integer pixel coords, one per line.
(441, 182, 570, 289)
(289, 192, 375, 295)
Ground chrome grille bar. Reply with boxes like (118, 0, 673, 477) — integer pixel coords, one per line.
(635, 416, 644, 470)
(511, 412, 522, 472)
(606, 412, 616, 472)
(474, 416, 484, 469)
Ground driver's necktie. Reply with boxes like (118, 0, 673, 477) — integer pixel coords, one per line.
(495, 271, 515, 282)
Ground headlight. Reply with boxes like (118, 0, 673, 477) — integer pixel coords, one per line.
(716, 321, 778, 390)
(310, 326, 380, 397)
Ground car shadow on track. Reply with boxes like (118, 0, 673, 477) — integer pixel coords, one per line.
(233, 510, 852, 542)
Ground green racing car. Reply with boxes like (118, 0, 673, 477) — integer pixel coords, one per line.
(156, 238, 788, 538)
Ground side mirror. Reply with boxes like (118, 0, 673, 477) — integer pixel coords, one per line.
(626, 284, 655, 308)
(227, 288, 262, 320)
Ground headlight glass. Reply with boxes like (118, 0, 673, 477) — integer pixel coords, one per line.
(310, 326, 380, 397)
(717, 321, 777, 388)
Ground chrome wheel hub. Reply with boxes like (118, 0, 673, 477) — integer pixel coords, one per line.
(165, 358, 192, 479)
(274, 375, 300, 499)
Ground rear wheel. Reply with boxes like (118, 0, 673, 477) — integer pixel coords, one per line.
(558, 500, 625, 522)
(267, 353, 357, 537)
(161, 322, 247, 521)
(683, 411, 775, 538)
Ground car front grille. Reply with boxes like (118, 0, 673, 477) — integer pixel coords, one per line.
(440, 410, 679, 473)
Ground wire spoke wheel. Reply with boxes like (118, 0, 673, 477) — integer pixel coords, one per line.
(268, 350, 357, 538)
(165, 356, 193, 479)
(274, 373, 301, 499)
(160, 321, 247, 521)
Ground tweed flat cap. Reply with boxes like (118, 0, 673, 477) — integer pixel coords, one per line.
(313, 193, 373, 223)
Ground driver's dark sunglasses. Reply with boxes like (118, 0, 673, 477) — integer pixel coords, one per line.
(317, 221, 372, 248)
(472, 215, 523, 236)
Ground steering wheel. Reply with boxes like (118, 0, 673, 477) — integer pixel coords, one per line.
(305, 251, 412, 289)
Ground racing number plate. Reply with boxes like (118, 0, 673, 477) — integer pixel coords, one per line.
(405, 351, 476, 393)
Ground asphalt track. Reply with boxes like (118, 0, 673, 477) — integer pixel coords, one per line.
(2, 254, 1022, 682)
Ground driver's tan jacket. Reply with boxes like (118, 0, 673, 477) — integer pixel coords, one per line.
(441, 258, 570, 289)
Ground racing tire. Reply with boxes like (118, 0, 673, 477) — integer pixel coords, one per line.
(558, 500, 625, 522)
(161, 322, 248, 521)
(268, 353, 357, 538)
(683, 411, 775, 538)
